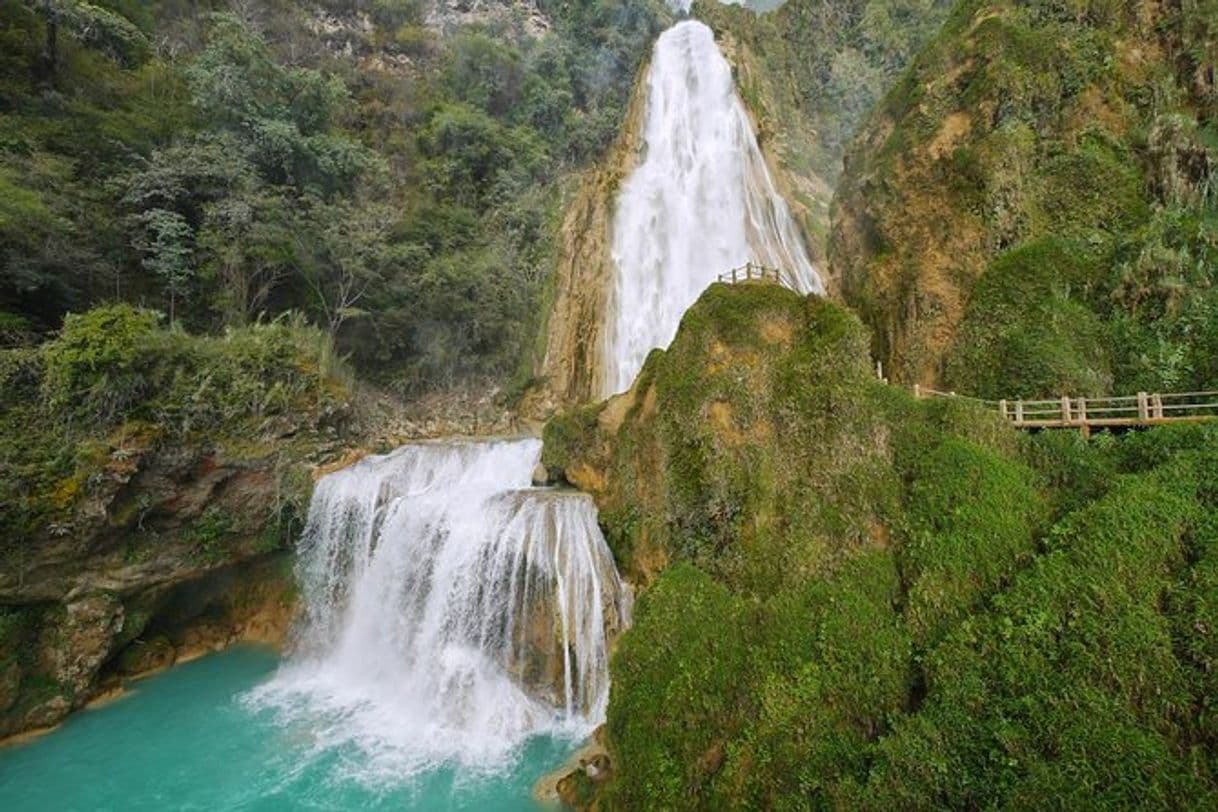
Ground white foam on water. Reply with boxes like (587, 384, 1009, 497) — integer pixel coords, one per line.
(247, 439, 629, 784)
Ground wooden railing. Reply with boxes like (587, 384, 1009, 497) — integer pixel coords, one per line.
(912, 385, 1218, 435)
(717, 262, 783, 285)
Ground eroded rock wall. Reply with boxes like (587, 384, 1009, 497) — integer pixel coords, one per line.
(0, 416, 354, 741)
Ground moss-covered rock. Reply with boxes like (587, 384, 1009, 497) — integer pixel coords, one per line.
(545, 283, 903, 593)
(832, 0, 1217, 396)
(546, 282, 1218, 808)
(0, 305, 362, 740)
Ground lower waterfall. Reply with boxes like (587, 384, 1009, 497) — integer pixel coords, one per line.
(249, 438, 629, 782)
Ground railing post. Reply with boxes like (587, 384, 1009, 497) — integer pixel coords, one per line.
(1061, 395, 1071, 425)
(1137, 391, 1149, 421)
(732, 267, 737, 284)
(913, 383, 922, 400)
(1152, 393, 1164, 419)
(1077, 396, 1087, 425)
(999, 399, 1008, 420)
(1015, 399, 1024, 424)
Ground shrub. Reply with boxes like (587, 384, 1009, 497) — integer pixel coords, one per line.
(900, 437, 1044, 645)
(41, 304, 161, 422)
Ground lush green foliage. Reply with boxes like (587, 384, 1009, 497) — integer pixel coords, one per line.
(548, 284, 1218, 809)
(836, 0, 1218, 397)
(0, 303, 347, 546)
(0, 0, 669, 393)
(699, 0, 956, 182)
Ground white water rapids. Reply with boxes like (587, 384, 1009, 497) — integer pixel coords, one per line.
(602, 19, 823, 396)
(249, 439, 629, 781)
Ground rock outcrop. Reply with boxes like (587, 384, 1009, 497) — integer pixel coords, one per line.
(830, 0, 1217, 394)
(0, 412, 354, 741)
(527, 66, 650, 412)
(542, 282, 902, 591)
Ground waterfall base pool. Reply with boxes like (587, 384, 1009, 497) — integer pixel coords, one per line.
(0, 647, 574, 811)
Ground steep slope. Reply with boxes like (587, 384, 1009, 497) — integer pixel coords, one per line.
(833, 0, 1217, 395)
(543, 282, 1218, 808)
(529, 64, 650, 410)
(697, 0, 957, 263)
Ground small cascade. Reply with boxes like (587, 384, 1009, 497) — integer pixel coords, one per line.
(602, 19, 823, 397)
(251, 438, 629, 780)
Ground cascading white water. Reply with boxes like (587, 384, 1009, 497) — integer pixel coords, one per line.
(602, 19, 824, 396)
(249, 438, 629, 781)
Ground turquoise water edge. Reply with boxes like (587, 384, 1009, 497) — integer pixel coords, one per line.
(0, 647, 572, 811)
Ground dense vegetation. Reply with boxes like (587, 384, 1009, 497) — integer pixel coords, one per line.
(0, 303, 347, 547)
(833, 0, 1218, 396)
(700, 0, 956, 184)
(545, 283, 1218, 808)
(0, 0, 669, 393)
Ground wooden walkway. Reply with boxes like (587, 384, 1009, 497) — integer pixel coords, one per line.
(912, 385, 1218, 435)
(717, 262, 783, 285)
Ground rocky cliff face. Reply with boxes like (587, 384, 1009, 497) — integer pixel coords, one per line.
(0, 409, 356, 741)
(831, 0, 1217, 395)
(528, 65, 650, 411)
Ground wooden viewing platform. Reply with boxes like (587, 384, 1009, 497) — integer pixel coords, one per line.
(912, 385, 1218, 436)
(718, 262, 783, 285)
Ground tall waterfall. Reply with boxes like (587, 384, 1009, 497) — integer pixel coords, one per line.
(250, 439, 629, 780)
(602, 20, 823, 396)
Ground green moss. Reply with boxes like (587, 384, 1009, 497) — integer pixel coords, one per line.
(722, 551, 912, 808)
(860, 468, 1212, 808)
(945, 237, 1114, 397)
(540, 401, 605, 476)
(188, 505, 235, 563)
(900, 437, 1044, 646)
(551, 282, 1218, 807)
(605, 563, 751, 810)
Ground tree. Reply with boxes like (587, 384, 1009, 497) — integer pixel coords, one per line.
(197, 191, 296, 325)
(133, 208, 193, 324)
(297, 199, 395, 337)
(185, 12, 376, 197)
(30, 0, 148, 82)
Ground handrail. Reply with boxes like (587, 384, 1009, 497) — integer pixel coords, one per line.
(908, 383, 1218, 434)
(717, 262, 785, 286)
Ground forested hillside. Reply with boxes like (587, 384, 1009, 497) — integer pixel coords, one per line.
(833, 0, 1217, 396)
(0, 0, 668, 392)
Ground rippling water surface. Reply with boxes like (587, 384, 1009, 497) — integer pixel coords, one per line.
(0, 647, 572, 811)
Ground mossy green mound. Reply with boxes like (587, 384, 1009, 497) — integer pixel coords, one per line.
(545, 283, 1218, 808)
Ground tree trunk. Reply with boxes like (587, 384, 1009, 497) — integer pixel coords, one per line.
(38, 15, 59, 85)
